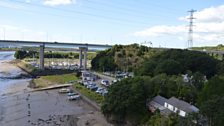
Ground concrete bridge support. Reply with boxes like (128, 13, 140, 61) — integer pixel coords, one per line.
(39, 44, 45, 70)
(79, 47, 88, 70)
(84, 48, 88, 70)
(79, 49, 83, 68)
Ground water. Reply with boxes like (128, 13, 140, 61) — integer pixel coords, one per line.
(0, 51, 29, 95)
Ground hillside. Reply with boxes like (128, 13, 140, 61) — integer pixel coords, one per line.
(96, 45, 224, 125)
(91, 44, 163, 72)
(192, 44, 224, 51)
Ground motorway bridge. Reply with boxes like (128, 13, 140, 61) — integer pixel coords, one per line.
(0, 40, 112, 70)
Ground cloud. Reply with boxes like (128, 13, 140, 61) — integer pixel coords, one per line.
(134, 25, 187, 37)
(0, 1, 24, 9)
(180, 5, 224, 23)
(25, 0, 31, 3)
(43, 0, 75, 6)
(134, 4, 224, 46)
(0, 24, 46, 41)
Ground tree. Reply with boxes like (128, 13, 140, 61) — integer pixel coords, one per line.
(191, 72, 206, 91)
(198, 76, 224, 126)
(135, 60, 156, 76)
(154, 59, 182, 75)
(136, 49, 218, 78)
(200, 96, 224, 126)
(102, 77, 147, 124)
(102, 75, 197, 125)
(14, 50, 27, 59)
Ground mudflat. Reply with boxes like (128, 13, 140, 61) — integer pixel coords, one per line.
(0, 60, 112, 126)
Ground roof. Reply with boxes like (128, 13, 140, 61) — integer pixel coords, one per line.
(152, 95, 168, 106)
(166, 97, 199, 113)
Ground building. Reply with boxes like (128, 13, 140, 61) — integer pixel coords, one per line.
(165, 97, 199, 117)
(148, 95, 199, 117)
(148, 95, 172, 116)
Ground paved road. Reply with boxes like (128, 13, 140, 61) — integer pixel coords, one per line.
(91, 71, 115, 82)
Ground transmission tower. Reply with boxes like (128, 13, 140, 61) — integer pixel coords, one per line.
(187, 9, 196, 48)
(140, 41, 153, 47)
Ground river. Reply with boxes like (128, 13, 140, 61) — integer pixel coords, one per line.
(0, 51, 30, 96)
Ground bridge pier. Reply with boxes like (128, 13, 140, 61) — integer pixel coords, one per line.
(79, 47, 88, 70)
(79, 49, 83, 68)
(39, 44, 45, 70)
(84, 48, 88, 70)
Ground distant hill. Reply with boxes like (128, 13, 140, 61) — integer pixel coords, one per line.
(192, 44, 224, 51)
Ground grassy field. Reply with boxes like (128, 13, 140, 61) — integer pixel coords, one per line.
(33, 73, 78, 88)
(74, 84, 104, 105)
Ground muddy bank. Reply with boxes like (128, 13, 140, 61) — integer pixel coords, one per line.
(0, 52, 113, 126)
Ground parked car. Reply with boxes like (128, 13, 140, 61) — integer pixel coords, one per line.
(58, 88, 71, 93)
(68, 95, 80, 100)
(89, 85, 98, 91)
(87, 83, 96, 88)
(101, 89, 108, 96)
(96, 87, 105, 94)
(101, 80, 110, 87)
(67, 92, 78, 96)
(83, 81, 89, 87)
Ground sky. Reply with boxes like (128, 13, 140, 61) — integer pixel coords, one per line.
(0, 0, 223, 48)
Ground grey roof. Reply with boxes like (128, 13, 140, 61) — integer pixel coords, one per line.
(166, 97, 199, 113)
(152, 95, 168, 106)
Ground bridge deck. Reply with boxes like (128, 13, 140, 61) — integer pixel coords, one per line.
(0, 40, 112, 49)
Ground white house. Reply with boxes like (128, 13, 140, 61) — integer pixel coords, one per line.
(148, 96, 199, 117)
(164, 97, 199, 117)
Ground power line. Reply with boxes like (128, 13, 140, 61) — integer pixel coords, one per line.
(89, 0, 183, 14)
(3, 0, 153, 26)
(83, 0, 179, 18)
(10, 0, 178, 21)
(187, 9, 196, 48)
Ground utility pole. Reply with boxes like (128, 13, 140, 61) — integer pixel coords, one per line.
(187, 9, 196, 48)
(141, 41, 153, 47)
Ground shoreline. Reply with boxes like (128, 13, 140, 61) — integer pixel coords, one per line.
(0, 58, 113, 126)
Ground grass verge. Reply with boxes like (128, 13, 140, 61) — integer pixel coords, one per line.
(33, 73, 78, 88)
(73, 84, 104, 105)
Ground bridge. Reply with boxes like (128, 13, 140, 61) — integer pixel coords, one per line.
(0, 40, 112, 70)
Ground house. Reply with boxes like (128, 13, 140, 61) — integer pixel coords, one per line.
(165, 97, 199, 117)
(182, 74, 190, 82)
(148, 95, 199, 117)
(148, 95, 167, 112)
(148, 95, 172, 116)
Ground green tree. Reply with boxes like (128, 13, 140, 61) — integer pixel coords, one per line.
(154, 59, 182, 75)
(198, 76, 224, 126)
(102, 77, 149, 124)
(14, 50, 27, 59)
